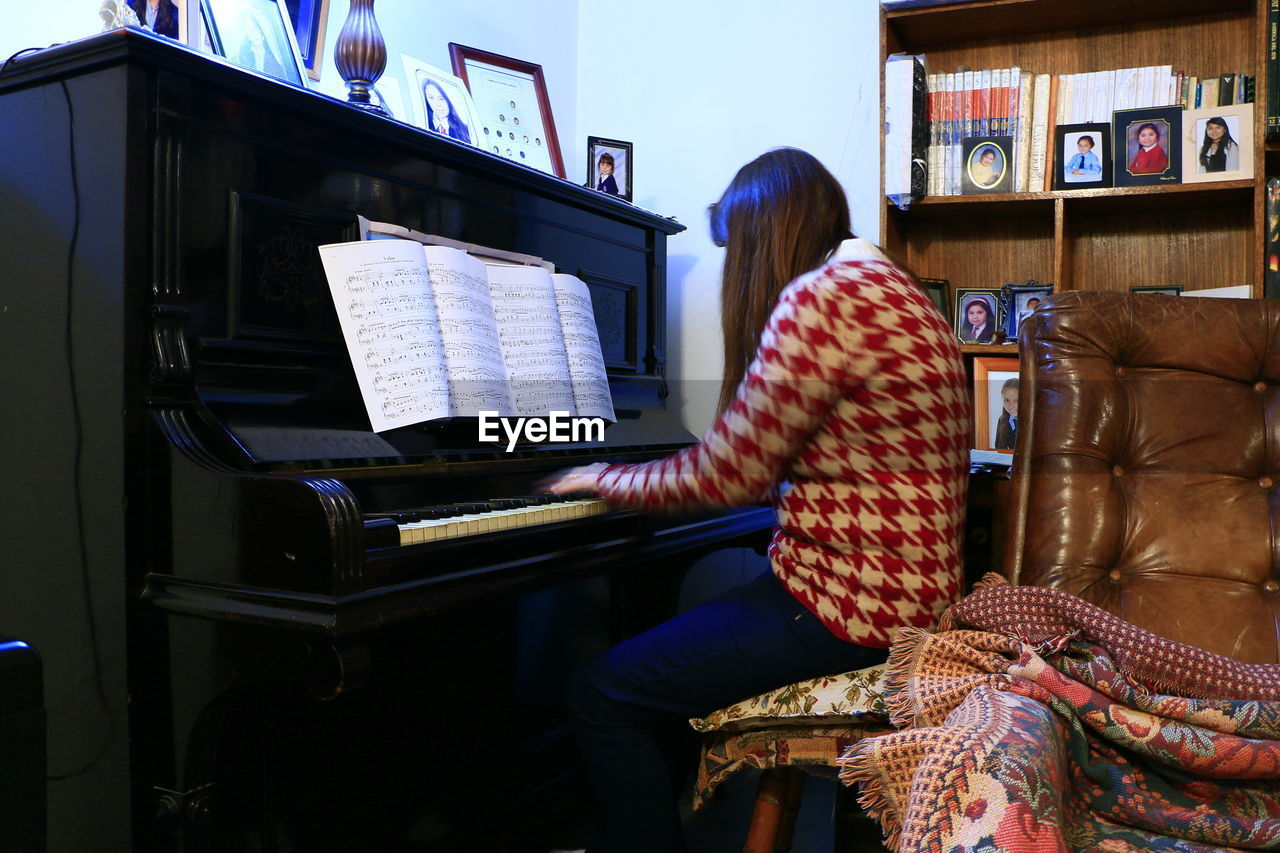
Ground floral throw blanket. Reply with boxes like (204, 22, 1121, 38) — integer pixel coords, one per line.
(839, 576, 1280, 852)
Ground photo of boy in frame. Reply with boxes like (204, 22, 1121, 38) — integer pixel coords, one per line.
(1053, 122, 1111, 190)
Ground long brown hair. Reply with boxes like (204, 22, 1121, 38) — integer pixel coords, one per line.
(709, 148, 852, 416)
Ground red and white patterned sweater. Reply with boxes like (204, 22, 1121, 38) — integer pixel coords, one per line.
(595, 239, 970, 648)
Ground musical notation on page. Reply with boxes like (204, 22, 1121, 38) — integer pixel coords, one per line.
(319, 236, 617, 432)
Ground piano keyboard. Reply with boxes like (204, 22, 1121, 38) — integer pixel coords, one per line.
(375, 495, 610, 546)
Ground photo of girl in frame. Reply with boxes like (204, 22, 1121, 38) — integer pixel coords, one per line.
(586, 136, 633, 202)
(1113, 106, 1182, 187)
(961, 137, 1012, 195)
(973, 356, 1019, 453)
(1181, 103, 1253, 184)
(954, 289, 1000, 343)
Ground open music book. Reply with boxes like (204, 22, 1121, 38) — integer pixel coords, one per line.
(318, 238, 615, 432)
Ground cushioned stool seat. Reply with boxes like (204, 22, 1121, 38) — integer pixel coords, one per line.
(689, 664, 892, 851)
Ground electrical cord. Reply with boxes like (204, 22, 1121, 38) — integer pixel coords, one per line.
(41, 76, 117, 783)
(0, 44, 66, 80)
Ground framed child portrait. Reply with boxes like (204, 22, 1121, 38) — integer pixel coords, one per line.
(954, 288, 1001, 344)
(586, 136, 632, 202)
(961, 137, 1013, 195)
(203, 0, 307, 87)
(1053, 123, 1111, 190)
(400, 56, 484, 149)
(973, 357, 1020, 453)
(1112, 106, 1182, 187)
(1181, 103, 1253, 184)
(1000, 283, 1053, 340)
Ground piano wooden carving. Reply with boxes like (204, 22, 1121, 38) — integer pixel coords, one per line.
(0, 29, 770, 851)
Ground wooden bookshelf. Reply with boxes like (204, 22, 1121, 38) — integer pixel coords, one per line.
(881, 0, 1268, 299)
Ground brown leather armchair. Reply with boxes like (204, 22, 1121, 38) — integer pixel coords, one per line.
(1003, 289, 1280, 664)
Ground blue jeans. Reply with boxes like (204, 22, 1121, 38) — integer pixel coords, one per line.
(566, 570, 886, 853)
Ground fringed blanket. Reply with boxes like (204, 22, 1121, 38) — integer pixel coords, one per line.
(839, 576, 1280, 852)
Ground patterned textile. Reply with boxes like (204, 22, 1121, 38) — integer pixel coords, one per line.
(695, 724, 893, 812)
(839, 578, 1280, 852)
(596, 238, 971, 648)
(689, 664, 890, 733)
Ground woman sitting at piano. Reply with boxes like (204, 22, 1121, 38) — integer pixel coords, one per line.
(543, 147, 970, 853)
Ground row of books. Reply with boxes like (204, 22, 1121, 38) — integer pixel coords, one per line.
(925, 65, 1256, 197)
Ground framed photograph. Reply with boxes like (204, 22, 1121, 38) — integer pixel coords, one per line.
(586, 137, 632, 202)
(955, 288, 1001, 344)
(123, 0, 192, 42)
(973, 357, 1020, 453)
(282, 0, 329, 82)
(1112, 106, 1182, 187)
(400, 56, 483, 148)
(1053, 123, 1111, 190)
(449, 44, 565, 178)
(917, 277, 950, 319)
(1130, 285, 1183, 295)
(1181, 103, 1253, 184)
(1000, 283, 1053, 340)
(203, 0, 306, 87)
(961, 136, 1013, 195)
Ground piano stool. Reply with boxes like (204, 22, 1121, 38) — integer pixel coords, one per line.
(689, 664, 893, 852)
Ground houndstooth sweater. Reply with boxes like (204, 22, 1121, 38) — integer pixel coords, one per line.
(595, 239, 970, 648)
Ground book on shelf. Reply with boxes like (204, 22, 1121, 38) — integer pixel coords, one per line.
(1028, 73, 1051, 192)
(1201, 77, 1220, 110)
(1267, 177, 1280, 299)
(1014, 69, 1032, 192)
(1270, 0, 1280, 141)
(885, 53, 929, 207)
(317, 234, 616, 432)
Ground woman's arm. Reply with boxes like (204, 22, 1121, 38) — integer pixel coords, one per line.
(551, 264, 880, 510)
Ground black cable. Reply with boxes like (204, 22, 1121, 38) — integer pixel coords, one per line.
(0, 46, 49, 80)
(45, 77, 117, 783)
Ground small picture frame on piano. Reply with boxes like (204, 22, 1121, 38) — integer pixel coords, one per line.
(202, 0, 308, 88)
(586, 137, 632, 202)
(400, 55, 484, 149)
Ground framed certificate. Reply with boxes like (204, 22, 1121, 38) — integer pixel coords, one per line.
(449, 43, 565, 178)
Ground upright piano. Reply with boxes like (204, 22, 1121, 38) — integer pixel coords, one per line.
(0, 30, 771, 851)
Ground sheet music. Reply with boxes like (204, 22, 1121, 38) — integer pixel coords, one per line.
(318, 240, 450, 431)
(423, 246, 515, 416)
(485, 263, 578, 416)
(551, 274, 616, 421)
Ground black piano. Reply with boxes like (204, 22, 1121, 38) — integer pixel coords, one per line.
(0, 30, 771, 851)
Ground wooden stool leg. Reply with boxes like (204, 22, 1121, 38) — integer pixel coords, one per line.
(743, 766, 802, 853)
(775, 768, 806, 852)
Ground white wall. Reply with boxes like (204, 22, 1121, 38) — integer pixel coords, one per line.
(577, 0, 881, 433)
(0, 3, 86, 58)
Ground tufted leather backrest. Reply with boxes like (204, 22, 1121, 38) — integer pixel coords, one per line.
(1003, 290, 1280, 663)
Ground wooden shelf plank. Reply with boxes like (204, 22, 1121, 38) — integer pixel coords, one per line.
(885, 0, 1251, 49)
(895, 181, 1254, 217)
(907, 180, 1252, 206)
(960, 344, 1019, 356)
